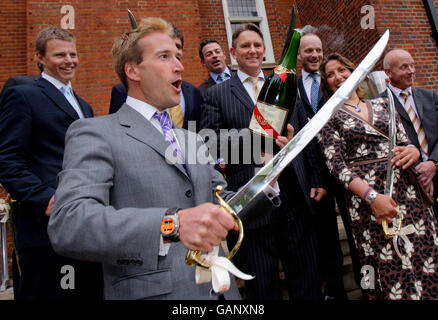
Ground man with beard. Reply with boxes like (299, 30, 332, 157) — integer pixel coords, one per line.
(293, 32, 348, 300)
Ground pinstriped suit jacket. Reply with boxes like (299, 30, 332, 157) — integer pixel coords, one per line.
(200, 74, 261, 191)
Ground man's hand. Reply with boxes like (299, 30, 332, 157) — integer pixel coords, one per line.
(275, 124, 294, 149)
(45, 195, 55, 217)
(415, 161, 437, 188)
(391, 145, 419, 170)
(177, 203, 238, 252)
(310, 187, 327, 202)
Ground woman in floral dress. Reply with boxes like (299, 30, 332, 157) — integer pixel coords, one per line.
(318, 53, 438, 300)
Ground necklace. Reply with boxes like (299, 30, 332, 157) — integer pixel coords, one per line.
(344, 100, 362, 112)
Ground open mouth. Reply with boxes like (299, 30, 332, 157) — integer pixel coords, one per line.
(172, 79, 182, 90)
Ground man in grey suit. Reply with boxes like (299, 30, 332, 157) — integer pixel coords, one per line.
(48, 17, 288, 300)
(383, 49, 438, 214)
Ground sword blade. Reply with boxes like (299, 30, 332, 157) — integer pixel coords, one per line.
(228, 30, 390, 214)
(384, 87, 397, 197)
(127, 9, 138, 29)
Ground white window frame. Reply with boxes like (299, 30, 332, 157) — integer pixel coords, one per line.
(222, 0, 276, 69)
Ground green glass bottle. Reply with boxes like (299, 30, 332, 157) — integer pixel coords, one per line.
(249, 6, 300, 142)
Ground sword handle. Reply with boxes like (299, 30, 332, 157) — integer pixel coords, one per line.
(185, 185, 244, 269)
(382, 208, 403, 239)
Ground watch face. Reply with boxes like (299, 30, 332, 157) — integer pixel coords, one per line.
(161, 217, 176, 235)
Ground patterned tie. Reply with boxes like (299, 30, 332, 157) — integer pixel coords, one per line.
(168, 104, 184, 127)
(310, 73, 320, 113)
(248, 76, 261, 101)
(153, 111, 186, 168)
(217, 73, 226, 83)
(61, 85, 83, 118)
(400, 91, 428, 156)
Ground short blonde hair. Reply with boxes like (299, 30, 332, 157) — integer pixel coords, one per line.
(111, 17, 174, 89)
(36, 26, 75, 55)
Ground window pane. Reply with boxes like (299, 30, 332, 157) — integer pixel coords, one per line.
(231, 22, 260, 33)
(227, 0, 258, 17)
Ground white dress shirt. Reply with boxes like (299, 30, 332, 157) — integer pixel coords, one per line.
(237, 69, 265, 104)
(41, 72, 84, 118)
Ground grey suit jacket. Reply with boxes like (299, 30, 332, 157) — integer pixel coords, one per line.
(48, 103, 241, 300)
(383, 87, 438, 163)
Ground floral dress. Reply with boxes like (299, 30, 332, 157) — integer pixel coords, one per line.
(318, 97, 438, 300)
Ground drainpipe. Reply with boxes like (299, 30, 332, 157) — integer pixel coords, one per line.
(423, 0, 438, 49)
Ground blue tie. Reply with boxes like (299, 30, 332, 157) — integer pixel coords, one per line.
(310, 73, 319, 113)
(217, 73, 227, 83)
(61, 85, 83, 118)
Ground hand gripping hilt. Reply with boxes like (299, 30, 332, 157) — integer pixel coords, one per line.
(185, 185, 244, 269)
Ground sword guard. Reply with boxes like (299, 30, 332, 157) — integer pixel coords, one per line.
(185, 185, 244, 269)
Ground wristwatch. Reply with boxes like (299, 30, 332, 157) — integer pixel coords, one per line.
(365, 189, 378, 205)
(160, 208, 181, 242)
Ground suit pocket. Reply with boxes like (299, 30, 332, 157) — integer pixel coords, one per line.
(110, 269, 172, 300)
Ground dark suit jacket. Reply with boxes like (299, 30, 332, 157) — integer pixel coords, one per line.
(0, 76, 39, 109)
(200, 73, 313, 224)
(198, 76, 216, 97)
(198, 71, 236, 99)
(382, 87, 438, 163)
(295, 76, 329, 186)
(0, 77, 93, 250)
(109, 82, 201, 132)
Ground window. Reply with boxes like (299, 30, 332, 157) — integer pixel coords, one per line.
(222, 0, 275, 68)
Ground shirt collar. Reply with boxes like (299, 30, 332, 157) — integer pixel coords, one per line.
(237, 69, 264, 83)
(210, 67, 232, 83)
(302, 70, 320, 81)
(41, 72, 71, 91)
(125, 96, 169, 121)
(389, 83, 412, 97)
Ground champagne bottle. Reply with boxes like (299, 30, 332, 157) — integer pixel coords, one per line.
(249, 6, 300, 142)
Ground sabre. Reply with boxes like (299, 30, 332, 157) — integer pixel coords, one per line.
(368, 71, 403, 238)
(186, 29, 390, 268)
(127, 9, 138, 29)
(382, 83, 403, 238)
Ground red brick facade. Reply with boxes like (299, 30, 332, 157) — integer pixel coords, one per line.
(1, 0, 438, 282)
(1, 1, 438, 114)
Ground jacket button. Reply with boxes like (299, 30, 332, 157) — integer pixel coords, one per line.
(185, 190, 192, 197)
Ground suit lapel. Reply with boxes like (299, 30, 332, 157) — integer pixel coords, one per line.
(118, 104, 189, 178)
(229, 75, 255, 114)
(411, 87, 425, 120)
(75, 93, 93, 118)
(298, 75, 324, 113)
(298, 76, 311, 108)
(387, 89, 411, 123)
(37, 77, 79, 121)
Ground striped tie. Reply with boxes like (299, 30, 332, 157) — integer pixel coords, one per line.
(400, 91, 428, 156)
(168, 104, 184, 127)
(153, 111, 186, 168)
(248, 76, 261, 101)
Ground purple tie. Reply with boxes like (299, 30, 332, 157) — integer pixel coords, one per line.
(153, 111, 186, 168)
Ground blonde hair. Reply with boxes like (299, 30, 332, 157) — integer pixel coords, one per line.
(111, 17, 174, 89)
(36, 26, 75, 55)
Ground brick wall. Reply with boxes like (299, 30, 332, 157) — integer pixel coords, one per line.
(1, 1, 438, 115)
(0, 0, 28, 87)
(296, 0, 438, 91)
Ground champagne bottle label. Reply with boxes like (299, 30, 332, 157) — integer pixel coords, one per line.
(249, 101, 288, 139)
(274, 65, 292, 82)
